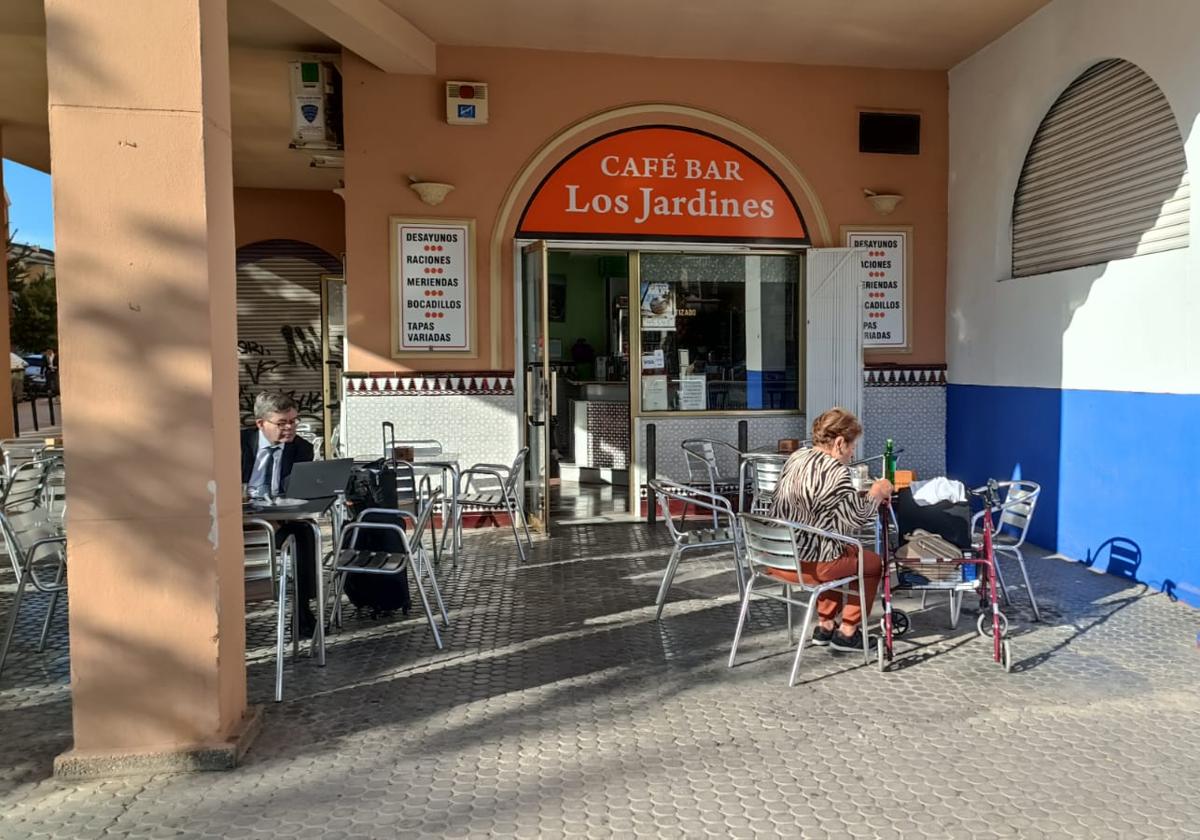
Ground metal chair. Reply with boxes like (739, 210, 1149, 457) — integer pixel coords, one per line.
(648, 478, 745, 619)
(0, 509, 68, 679)
(244, 518, 299, 702)
(972, 480, 1042, 621)
(681, 439, 745, 527)
(454, 448, 533, 562)
(329, 494, 450, 649)
(730, 513, 872, 686)
(382, 424, 458, 555)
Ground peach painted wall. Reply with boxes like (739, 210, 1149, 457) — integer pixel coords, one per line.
(233, 187, 345, 258)
(343, 46, 948, 372)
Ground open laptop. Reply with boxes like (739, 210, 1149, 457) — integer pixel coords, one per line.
(283, 458, 355, 500)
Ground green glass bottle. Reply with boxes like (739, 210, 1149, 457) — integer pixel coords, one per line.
(883, 438, 896, 483)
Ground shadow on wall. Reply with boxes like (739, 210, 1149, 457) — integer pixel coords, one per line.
(946, 60, 1198, 607)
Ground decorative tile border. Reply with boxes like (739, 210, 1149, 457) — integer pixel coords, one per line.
(345, 371, 515, 396)
(864, 364, 947, 387)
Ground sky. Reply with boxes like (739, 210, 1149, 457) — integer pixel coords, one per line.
(3, 159, 54, 250)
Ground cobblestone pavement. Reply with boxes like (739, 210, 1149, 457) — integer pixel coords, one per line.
(2, 522, 1200, 839)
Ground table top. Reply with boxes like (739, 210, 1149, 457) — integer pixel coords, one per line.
(356, 454, 461, 466)
(243, 496, 336, 521)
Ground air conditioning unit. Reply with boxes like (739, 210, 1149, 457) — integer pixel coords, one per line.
(290, 59, 341, 149)
(446, 81, 489, 125)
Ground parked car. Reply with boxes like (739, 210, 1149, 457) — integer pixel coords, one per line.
(20, 354, 47, 391)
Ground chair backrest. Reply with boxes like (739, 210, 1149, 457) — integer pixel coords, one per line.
(750, 456, 788, 508)
(243, 518, 279, 597)
(997, 480, 1040, 545)
(0, 509, 66, 589)
(681, 440, 716, 482)
(739, 512, 862, 579)
(738, 514, 802, 574)
(682, 438, 742, 484)
(508, 448, 529, 496)
(648, 478, 735, 543)
(1, 459, 51, 515)
(0, 439, 47, 481)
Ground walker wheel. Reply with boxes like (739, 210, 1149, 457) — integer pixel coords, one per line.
(877, 641, 888, 673)
(976, 611, 1009, 639)
(1001, 639, 1013, 673)
(890, 609, 911, 638)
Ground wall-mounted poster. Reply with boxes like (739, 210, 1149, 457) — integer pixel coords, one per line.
(640, 281, 676, 330)
(843, 226, 911, 351)
(642, 374, 669, 411)
(677, 375, 707, 411)
(391, 217, 475, 355)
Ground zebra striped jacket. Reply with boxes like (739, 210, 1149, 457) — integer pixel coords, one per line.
(768, 447, 878, 562)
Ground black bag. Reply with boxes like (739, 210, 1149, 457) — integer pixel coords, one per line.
(892, 487, 973, 550)
(342, 463, 411, 615)
(346, 459, 399, 511)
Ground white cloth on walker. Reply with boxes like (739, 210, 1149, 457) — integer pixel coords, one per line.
(909, 477, 967, 506)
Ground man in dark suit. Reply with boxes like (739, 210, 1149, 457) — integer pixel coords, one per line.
(241, 391, 320, 635)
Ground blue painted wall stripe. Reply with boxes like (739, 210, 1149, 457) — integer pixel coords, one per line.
(947, 384, 1200, 606)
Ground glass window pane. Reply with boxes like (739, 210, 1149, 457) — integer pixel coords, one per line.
(639, 253, 800, 412)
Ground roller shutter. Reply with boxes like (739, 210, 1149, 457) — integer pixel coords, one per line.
(236, 240, 342, 437)
(1012, 59, 1190, 277)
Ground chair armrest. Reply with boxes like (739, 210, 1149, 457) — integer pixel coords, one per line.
(358, 506, 417, 525)
(468, 463, 512, 474)
(26, 534, 68, 558)
(459, 466, 513, 495)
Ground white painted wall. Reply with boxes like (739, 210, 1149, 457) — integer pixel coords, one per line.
(948, 0, 1200, 394)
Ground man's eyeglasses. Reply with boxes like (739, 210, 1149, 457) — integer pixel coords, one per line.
(264, 417, 300, 428)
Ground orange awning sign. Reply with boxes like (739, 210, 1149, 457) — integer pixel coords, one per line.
(518, 126, 809, 244)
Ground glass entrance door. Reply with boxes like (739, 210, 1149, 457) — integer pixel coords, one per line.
(522, 242, 552, 533)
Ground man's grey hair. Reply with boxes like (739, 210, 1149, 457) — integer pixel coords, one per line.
(253, 391, 298, 420)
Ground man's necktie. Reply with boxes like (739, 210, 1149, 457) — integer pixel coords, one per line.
(266, 446, 281, 495)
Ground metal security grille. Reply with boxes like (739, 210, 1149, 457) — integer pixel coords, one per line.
(236, 240, 342, 434)
(1012, 59, 1190, 277)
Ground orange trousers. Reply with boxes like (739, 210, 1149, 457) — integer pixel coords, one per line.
(799, 547, 882, 629)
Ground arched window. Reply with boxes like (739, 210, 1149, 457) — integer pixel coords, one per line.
(1012, 59, 1190, 277)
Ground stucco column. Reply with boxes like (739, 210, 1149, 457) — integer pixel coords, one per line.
(45, 0, 255, 775)
(0, 128, 16, 439)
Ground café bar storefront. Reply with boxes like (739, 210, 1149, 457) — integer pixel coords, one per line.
(339, 52, 951, 532)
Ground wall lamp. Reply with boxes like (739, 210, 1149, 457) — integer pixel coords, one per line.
(864, 189, 903, 216)
(409, 177, 455, 206)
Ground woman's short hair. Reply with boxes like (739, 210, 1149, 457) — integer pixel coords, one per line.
(253, 391, 298, 420)
(811, 407, 863, 447)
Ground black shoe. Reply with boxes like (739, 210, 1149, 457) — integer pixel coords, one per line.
(809, 625, 835, 647)
(297, 607, 318, 638)
(830, 628, 876, 653)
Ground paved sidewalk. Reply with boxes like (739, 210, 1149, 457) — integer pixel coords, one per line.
(2, 523, 1199, 839)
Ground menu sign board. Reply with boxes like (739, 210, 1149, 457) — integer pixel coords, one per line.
(846, 229, 908, 349)
(394, 220, 472, 352)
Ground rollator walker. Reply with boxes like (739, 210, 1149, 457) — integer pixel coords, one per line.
(877, 480, 1013, 673)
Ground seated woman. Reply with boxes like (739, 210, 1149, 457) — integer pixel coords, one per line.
(770, 407, 892, 652)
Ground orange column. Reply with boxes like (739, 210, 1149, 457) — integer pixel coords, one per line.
(45, 0, 253, 775)
(0, 129, 16, 439)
